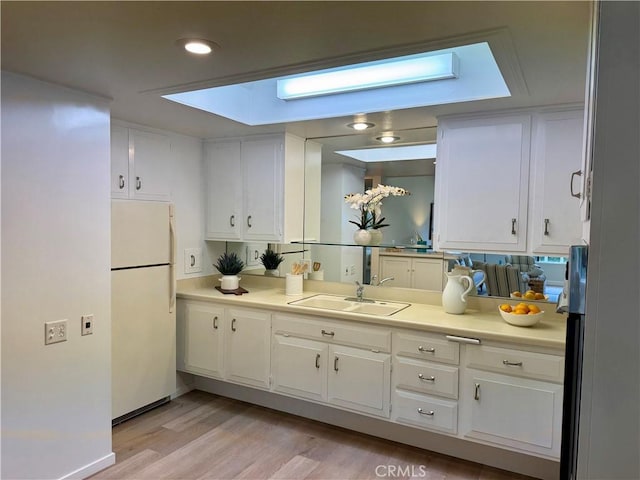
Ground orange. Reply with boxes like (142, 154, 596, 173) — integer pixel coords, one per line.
(512, 291, 522, 297)
(499, 304, 512, 313)
(524, 292, 536, 300)
(534, 293, 546, 300)
(528, 304, 541, 314)
(513, 306, 529, 315)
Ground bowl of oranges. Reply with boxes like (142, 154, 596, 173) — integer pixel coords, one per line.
(510, 290, 548, 301)
(498, 303, 544, 327)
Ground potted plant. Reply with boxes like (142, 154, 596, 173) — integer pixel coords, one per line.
(214, 252, 244, 290)
(260, 249, 284, 277)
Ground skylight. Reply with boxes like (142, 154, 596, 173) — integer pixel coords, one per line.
(163, 42, 510, 126)
(335, 144, 437, 163)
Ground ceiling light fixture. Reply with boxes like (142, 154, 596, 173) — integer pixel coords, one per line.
(277, 52, 458, 100)
(347, 122, 375, 131)
(377, 135, 400, 144)
(176, 38, 219, 55)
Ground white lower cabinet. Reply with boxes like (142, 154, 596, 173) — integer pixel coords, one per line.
(179, 299, 565, 465)
(178, 301, 271, 389)
(392, 330, 460, 435)
(271, 314, 391, 418)
(459, 344, 564, 459)
(379, 255, 444, 291)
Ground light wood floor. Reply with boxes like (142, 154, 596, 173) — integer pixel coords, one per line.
(92, 390, 537, 480)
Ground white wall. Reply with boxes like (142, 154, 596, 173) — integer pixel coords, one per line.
(1, 72, 114, 478)
(577, 3, 640, 478)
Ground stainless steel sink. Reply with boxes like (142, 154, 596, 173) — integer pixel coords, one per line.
(288, 294, 410, 316)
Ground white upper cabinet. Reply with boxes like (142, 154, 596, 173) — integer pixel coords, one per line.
(529, 109, 585, 254)
(434, 108, 585, 254)
(434, 113, 531, 252)
(204, 133, 305, 243)
(110, 122, 171, 201)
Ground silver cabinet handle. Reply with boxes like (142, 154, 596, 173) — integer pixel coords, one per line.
(136, 176, 142, 190)
(503, 359, 523, 367)
(213, 316, 218, 330)
(544, 218, 550, 236)
(231, 318, 236, 332)
(334, 356, 339, 372)
(247, 215, 252, 228)
(418, 374, 435, 382)
(474, 383, 481, 400)
(229, 215, 235, 227)
(570, 170, 582, 199)
(417, 408, 434, 416)
(418, 346, 435, 353)
(321, 329, 335, 337)
(446, 335, 481, 345)
(315, 353, 320, 369)
(511, 218, 517, 235)
(118, 174, 125, 189)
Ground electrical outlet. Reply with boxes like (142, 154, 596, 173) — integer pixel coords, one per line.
(350, 264, 356, 275)
(81, 314, 94, 336)
(184, 248, 203, 274)
(45, 319, 67, 345)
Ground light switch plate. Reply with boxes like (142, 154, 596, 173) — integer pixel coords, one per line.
(184, 248, 203, 274)
(45, 319, 67, 345)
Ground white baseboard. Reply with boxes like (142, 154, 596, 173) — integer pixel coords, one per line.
(59, 452, 115, 480)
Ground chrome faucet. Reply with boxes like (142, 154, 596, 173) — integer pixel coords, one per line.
(378, 276, 395, 286)
(355, 281, 365, 301)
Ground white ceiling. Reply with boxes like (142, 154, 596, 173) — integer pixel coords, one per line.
(1, 1, 591, 143)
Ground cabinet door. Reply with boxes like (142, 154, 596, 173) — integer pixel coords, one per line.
(225, 308, 271, 389)
(272, 335, 327, 402)
(435, 115, 531, 252)
(129, 128, 171, 201)
(242, 137, 283, 241)
(183, 302, 225, 379)
(461, 369, 563, 458)
(111, 124, 129, 198)
(379, 256, 412, 288)
(328, 345, 390, 418)
(204, 141, 242, 240)
(530, 110, 584, 254)
(411, 258, 445, 291)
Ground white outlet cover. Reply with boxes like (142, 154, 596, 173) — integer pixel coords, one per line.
(184, 248, 203, 274)
(81, 314, 94, 336)
(45, 319, 68, 345)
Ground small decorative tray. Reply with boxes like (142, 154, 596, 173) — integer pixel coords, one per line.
(215, 286, 249, 296)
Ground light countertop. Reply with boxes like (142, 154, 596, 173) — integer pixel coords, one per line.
(177, 276, 566, 350)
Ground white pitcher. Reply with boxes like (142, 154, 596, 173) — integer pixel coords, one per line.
(442, 273, 474, 314)
(450, 265, 486, 296)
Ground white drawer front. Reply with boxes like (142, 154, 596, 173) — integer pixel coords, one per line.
(273, 314, 391, 352)
(466, 345, 564, 383)
(393, 331, 459, 365)
(392, 390, 458, 434)
(394, 358, 459, 399)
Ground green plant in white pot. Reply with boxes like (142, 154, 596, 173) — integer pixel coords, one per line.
(214, 252, 244, 290)
(260, 249, 284, 277)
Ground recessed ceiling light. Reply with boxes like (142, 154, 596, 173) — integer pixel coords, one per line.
(376, 135, 400, 144)
(176, 38, 219, 55)
(347, 122, 375, 131)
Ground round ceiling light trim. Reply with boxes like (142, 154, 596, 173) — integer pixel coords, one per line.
(376, 135, 400, 144)
(177, 38, 220, 55)
(347, 122, 375, 131)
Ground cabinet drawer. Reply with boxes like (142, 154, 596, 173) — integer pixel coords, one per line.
(394, 358, 458, 399)
(393, 331, 459, 365)
(273, 314, 391, 352)
(392, 390, 458, 434)
(466, 345, 564, 383)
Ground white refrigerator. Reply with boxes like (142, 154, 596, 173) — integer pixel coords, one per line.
(111, 200, 176, 422)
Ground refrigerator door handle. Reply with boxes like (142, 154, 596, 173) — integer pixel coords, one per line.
(169, 205, 176, 313)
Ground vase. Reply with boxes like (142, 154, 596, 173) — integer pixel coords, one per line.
(264, 269, 279, 277)
(369, 229, 383, 245)
(219, 274, 240, 290)
(353, 229, 372, 245)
